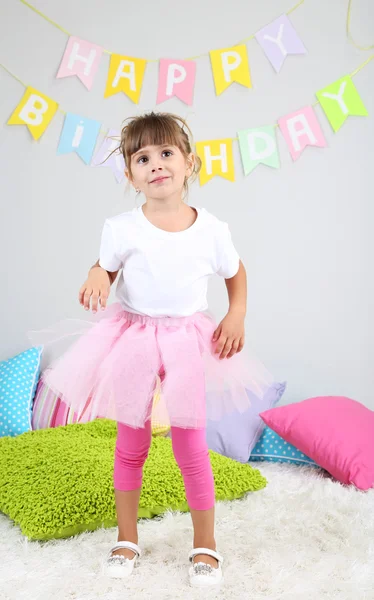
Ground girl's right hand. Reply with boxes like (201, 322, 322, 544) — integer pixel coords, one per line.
(79, 267, 111, 313)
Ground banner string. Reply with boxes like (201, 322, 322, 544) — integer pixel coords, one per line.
(19, 0, 305, 61)
(1, 54, 372, 140)
(18, 0, 374, 59)
(346, 0, 374, 51)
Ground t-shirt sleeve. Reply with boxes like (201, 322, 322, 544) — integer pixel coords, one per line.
(99, 220, 122, 272)
(216, 222, 240, 279)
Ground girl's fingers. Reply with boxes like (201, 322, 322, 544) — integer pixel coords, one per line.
(220, 338, 234, 360)
(78, 286, 86, 306)
(212, 325, 221, 342)
(83, 288, 93, 311)
(99, 288, 109, 310)
(215, 332, 227, 355)
(91, 289, 99, 313)
(227, 340, 239, 358)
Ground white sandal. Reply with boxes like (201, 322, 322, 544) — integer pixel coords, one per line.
(104, 541, 141, 579)
(188, 547, 224, 587)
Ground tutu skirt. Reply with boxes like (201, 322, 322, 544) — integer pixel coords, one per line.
(34, 303, 276, 430)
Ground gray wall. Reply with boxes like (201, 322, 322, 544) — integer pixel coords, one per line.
(0, 0, 373, 407)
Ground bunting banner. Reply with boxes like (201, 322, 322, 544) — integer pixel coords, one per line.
(16, 0, 308, 102)
(1, 50, 372, 184)
(7, 86, 59, 140)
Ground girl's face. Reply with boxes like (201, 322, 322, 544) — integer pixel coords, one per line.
(127, 144, 193, 200)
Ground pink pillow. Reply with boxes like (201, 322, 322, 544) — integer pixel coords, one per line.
(32, 371, 95, 430)
(260, 396, 374, 491)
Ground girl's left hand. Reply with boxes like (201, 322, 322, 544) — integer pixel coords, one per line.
(212, 311, 245, 359)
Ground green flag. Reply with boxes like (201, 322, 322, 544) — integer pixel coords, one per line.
(238, 125, 280, 175)
(316, 76, 368, 132)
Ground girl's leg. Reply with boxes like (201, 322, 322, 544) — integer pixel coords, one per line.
(112, 419, 152, 559)
(171, 426, 218, 568)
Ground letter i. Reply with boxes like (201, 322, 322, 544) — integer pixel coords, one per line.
(72, 121, 84, 148)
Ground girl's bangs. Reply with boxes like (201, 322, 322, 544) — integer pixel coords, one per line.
(125, 116, 184, 158)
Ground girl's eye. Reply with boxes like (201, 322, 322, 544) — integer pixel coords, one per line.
(137, 150, 172, 163)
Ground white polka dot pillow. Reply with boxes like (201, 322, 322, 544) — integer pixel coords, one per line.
(0, 346, 42, 438)
(249, 426, 319, 467)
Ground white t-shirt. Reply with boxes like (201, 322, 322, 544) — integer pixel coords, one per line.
(99, 206, 240, 317)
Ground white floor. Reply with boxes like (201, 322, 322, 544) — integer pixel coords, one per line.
(1, 462, 373, 600)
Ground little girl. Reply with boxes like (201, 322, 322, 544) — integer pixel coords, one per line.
(41, 112, 276, 587)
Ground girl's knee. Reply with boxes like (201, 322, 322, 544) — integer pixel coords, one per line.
(171, 427, 211, 471)
(115, 422, 152, 468)
(113, 424, 152, 491)
(114, 444, 150, 469)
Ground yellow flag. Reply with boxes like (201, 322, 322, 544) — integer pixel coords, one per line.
(195, 139, 235, 186)
(8, 87, 58, 140)
(210, 44, 251, 96)
(104, 54, 147, 103)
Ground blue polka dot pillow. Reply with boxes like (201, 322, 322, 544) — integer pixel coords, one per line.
(249, 425, 319, 467)
(0, 346, 42, 438)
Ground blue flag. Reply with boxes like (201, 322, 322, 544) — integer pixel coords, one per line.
(57, 112, 101, 164)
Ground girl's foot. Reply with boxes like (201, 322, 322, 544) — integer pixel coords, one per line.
(104, 541, 141, 579)
(193, 553, 218, 568)
(188, 548, 224, 587)
(111, 547, 137, 560)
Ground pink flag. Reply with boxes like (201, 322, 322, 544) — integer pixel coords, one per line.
(156, 59, 196, 105)
(278, 106, 327, 161)
(57, 36, 103, 90)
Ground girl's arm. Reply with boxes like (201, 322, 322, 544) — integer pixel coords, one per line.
(78, 260, 119, 313)
(213, 260, 247, 359)
(90, 259, 119, 284)
(224, 260, 247, 317)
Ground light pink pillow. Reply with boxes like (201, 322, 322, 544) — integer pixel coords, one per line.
(260, 396, 374, 491)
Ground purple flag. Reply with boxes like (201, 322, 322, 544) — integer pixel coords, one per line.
(91, 129, 125, 183)
(255, 14, 306, 73)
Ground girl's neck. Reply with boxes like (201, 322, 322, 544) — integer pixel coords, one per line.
(142, 196, 185, 215)
(141, 198, 197, 233)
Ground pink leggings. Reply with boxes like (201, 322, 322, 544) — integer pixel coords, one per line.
(114, 420, 215, 511)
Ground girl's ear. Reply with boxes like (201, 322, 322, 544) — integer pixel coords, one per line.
(186, 153, 195, 177)
(125, 169, 139, 193)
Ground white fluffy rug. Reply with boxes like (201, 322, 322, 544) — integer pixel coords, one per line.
(1, 462, 373, 600)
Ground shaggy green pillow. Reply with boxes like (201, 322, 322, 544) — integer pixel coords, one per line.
(0, 418, 267, 541)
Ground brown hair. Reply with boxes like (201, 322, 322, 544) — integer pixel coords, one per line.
(117, 112, 201, 198)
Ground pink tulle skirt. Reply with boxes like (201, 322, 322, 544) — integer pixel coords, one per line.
(33, 303, 275, 429)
